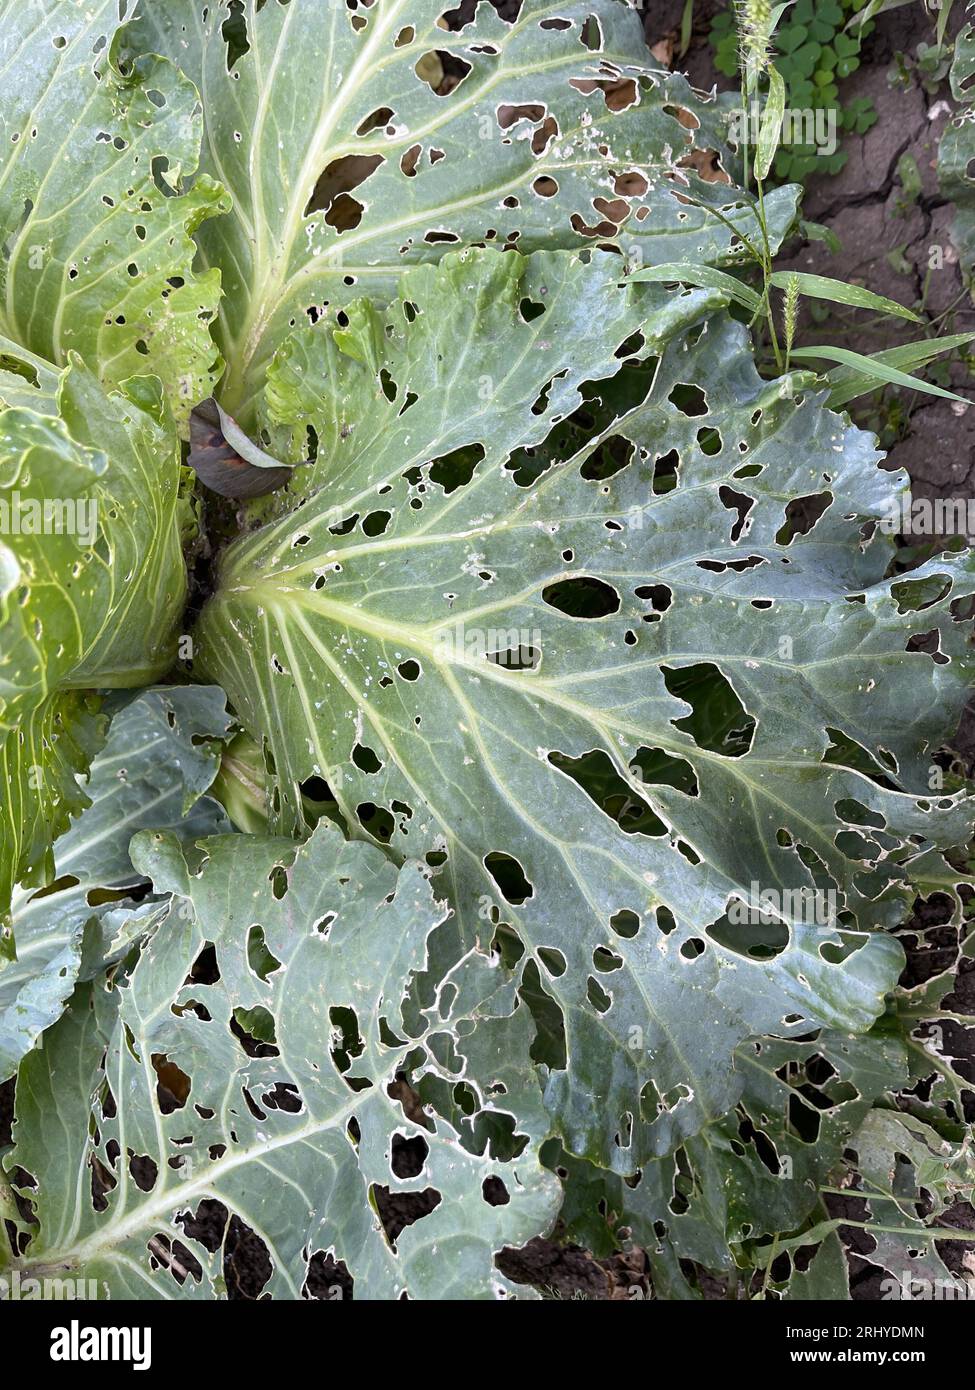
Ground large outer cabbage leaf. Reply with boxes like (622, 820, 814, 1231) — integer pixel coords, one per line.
(131, 0, 798, 420)
(0, 686, 232, 1081)
(194, 247, 975, 1171)
(5, 821, 559, 1299)
(0, 356, 192, 953)
(0, 0, 229, 424)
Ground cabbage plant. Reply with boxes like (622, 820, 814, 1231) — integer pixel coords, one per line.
(0, 0, 971, 1302)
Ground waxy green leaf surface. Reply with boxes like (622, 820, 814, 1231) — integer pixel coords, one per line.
(132, 0, 798, 419)
(0, 0, 228, 423)
(0, 686, 232, 1081)
(0, 356, 192, 951)
(7, 823, 559, 1299)
(196, 247, 975, 1170)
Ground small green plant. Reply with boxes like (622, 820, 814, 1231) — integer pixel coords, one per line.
(640, 2, 975, 397)
(711, 0, 877, 179)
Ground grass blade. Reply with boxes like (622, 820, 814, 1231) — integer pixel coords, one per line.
(825, 333, 975, 407)
(756, 66, 786, 182)
(790, 343, 972, 404)
(629, 262, 763, 312)
(769, 271, 921, 323)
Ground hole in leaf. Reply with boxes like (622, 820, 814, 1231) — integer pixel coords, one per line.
(581, 434, 633, 481)
(548, 750, 667, 837)
(661, 663, 756, 757)
(485, 635, 541, 670)
(609, 909, 641, 939)
(324, 192, 364, 232)
(148, 1234, 203, 1287)
(668, 383, 708, 416)
(593, 945, 623, 972)
(372, 1184, 443, 1248)
(429, 443, 485, 493)
(706, 909, 789, 960)
(357, 802, 394, 843)
(484, 851, 534, 904)
(522, 948, 563, 992)
(587, 976, 611, 1012)
(152, 1055, 190, 1113)
(635, 583, 673, 616)
(246, 924, 281, 982)
(352, 742, 383, 773)
(788, 1094, 821, 1144)
(542, 576, 620, 617)
(269, 863, 289, 899)
(362, 509, 391, 536)
(777, 492, 833, 544)
(304, 154, 384, 218)
(580, 14, 603, 49)
(414, 50, 471, 94)
(652, 448, 680, 494)
(391, 1133, 429, 1179)
(357, 106, 394, 136)
(628, 746, 699, 796)
(232, 1007, 277, 1056)
(221, 0, 249, 69)
(129, 1153, 158, 1193)
(483, 1176, 510, 1206)
(719, 485, 754, 542)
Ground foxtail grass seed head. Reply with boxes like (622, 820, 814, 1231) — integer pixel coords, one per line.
(784, 273, 800, 356)
(735, 0, 773, 83)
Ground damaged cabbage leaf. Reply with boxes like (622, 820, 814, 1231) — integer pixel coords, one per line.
(0, 354, 192, 954)
(557, 1028, 908, 1298)
(892, 872, 974, 1138)
(0, 686, 233, 1082)
(842, 1109, 975, 1292)
(131, 0, 798, 420)
(4, 823, 558, 1299)
(858, 1109, 975, 1221)
(752, 1110, 975, 1299)
(0, 0, 228, 424)
(195, 246, 975, 1171)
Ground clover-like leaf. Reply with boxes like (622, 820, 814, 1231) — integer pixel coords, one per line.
(5, 822, 559, 1299)
(193, 246, 975, 1170)
(131, 0, 799, 420)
